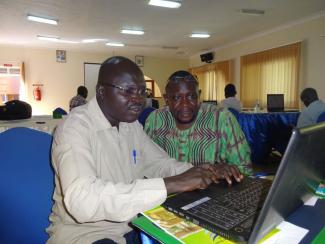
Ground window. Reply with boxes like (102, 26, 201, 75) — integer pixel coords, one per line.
(240, 42, 300, 108)
(0, 63, 25, 104)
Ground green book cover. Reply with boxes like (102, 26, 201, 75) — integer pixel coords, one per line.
(312, 227, 325, 244)
(132, 206, 234, 244)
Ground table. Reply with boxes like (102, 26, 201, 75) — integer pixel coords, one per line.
(0, 115, 62, 134)
(136, 198, 325, 244)
(287, 198, 325, 244)
(237, 111, 300, 165)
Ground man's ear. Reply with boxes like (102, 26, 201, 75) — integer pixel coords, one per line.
(96, 86, 105, 99)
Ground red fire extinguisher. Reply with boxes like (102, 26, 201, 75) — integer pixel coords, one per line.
(33, 86, 42, 101)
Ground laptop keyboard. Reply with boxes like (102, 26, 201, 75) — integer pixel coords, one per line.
(187, 178, 271, 230)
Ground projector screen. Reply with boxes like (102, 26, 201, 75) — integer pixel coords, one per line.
(84, 62, 101, 100)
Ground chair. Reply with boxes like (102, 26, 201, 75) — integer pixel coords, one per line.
(317, 111, 325, 123)
(0, 127, 54, 243)
(138, 107, 156, 127)
(53, 107, 68, 115)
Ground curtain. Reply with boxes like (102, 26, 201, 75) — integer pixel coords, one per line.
(240, 42, 300, 108)
(19, 62, 27, 101)
(189, 60, 231, 102)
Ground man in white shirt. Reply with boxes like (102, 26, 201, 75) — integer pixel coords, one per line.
(47, 56, 243, 244)
(297, 87, 325, 128)
(221, 84, 242, 112)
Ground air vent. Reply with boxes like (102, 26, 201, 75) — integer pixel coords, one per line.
(240, 9, 265, 15)
(162, 46, 178, 50)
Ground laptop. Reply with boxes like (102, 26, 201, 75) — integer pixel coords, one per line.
(163, 123, 325, 243)
(267, 94, 284, 112)
(203, 100, 218, 105)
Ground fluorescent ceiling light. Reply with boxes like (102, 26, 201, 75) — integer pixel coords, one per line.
(37, 35, 78, 44)
(37, 35, 59, 42)
(240, 9, 265, 15)
(148, 0, 181, 9)
(190, 33, 210, 38)
(27, 15, 58, 25)
(121, 29, 144, 35)
(81, 39, 107, 43)
(56, 39, 79, 44)
(106, 42, 125, 47)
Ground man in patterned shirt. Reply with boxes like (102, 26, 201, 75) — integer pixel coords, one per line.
(69, 86, 88, 111)
(144, 70, 252, 175)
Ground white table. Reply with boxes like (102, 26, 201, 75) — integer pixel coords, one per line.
(0, 115, 63, 134)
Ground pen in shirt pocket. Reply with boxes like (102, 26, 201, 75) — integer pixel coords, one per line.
(132, 149, 137, 164)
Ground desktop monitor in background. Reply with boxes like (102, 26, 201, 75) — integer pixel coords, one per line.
(203, 100, 217, 106)
(267, 94, 284, 112)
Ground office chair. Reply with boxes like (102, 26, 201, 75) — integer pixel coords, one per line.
(317, 111, 325, 123)
(53, 107, 68, 115)
(138, 107, 156, 127)
(0, 127, 54, 243)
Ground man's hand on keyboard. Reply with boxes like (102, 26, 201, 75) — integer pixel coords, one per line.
(164, 166, 220, 194)
(163, 164, 243, 195)
(203, 163, 243, 185)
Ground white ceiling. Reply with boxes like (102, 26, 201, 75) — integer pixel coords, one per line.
(1, 0, 325, 59)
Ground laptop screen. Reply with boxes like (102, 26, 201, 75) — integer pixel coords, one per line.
(267, 94, 284, 112)
(249, 123, 325, 243)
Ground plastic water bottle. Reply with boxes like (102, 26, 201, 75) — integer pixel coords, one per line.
(254, 100, 260, 113)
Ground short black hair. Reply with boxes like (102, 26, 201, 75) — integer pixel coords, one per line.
(165, 70, 198, 93)
(300, 87, 318, 107)
(77, 86, 88, 98)
(97, 56, 143, 87)
(224, 84, 237, 98)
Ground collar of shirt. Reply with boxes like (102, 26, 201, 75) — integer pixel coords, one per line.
(87, 97, 133, 133)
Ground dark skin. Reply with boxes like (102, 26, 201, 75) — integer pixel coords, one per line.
(164, 81, 200, 130)
(163, 79, 244, 193)
(97, 61, 146, 129)
(96, 58, 241, 195)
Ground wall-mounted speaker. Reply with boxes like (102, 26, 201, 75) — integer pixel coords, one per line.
(200, 52, 214, 63)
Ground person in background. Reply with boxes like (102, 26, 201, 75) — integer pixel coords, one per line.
(221, 83, 242, 112)
(69, 85, 88, 111)
(297, 87, 325, 128)
(47, 57, 243, 244)
(145, 88, 159, 109)
(145, 70, 252, 176)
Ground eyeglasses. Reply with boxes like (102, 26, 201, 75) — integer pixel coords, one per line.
(103, 83, 147, 98)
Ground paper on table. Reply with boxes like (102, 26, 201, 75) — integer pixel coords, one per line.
(261, 221, 309, 244)
(304, 196, 318, 206)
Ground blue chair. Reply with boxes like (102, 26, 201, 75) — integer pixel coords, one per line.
(317, 111, 325, 123)
(138, 107, 156, 127)
(53, 107, 68, 115)
(0, 127, 54, 243)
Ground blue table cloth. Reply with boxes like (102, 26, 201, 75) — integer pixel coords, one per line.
(237, 112, 300, 165)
